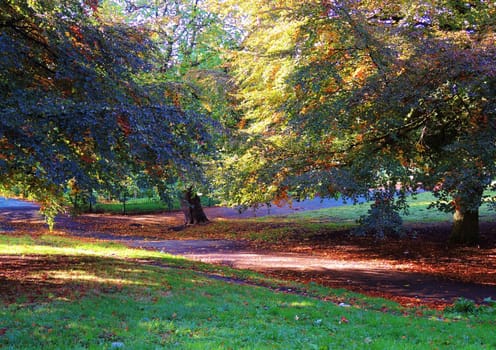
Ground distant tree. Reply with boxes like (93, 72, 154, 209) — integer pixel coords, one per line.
(104, 0, 241, 223)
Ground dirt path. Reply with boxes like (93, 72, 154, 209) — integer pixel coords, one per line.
(1, 200, 495, 307)
(64, 221, 495, 306)
(124, 239, 495, 306)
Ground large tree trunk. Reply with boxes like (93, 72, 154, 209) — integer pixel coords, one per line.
(181, 187, 209, 225)
(450, 187, 482, 246)
(450, 208, 479, 246)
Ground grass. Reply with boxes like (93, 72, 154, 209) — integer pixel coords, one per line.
(235, 192, 453, 242)
(94, 198, 168, 214)
(283, 191, 496, 225)
(71, 189, 496, 224)
(1, 233, 495, 349)
(92, 196, 217, 214)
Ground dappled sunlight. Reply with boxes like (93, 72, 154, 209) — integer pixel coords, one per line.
(0, 241, 118, 258)
(213, 217, 230, 222)
(1, 0, 495, 345)
(0, 208, 45, 224)
(127, 238, 496, 306)
(0, 254, 170, 305)
(288, 300, 316, 308)
(82, 212, 183, 225)
(0, 233, 167, 262)
(1, 199, 495, 308)
(42, 270, 159, 287)
(178, 251, 397, 271)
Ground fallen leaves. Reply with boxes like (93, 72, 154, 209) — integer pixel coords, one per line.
(1, 209, 495, 310)
(0, 255, 128, 305)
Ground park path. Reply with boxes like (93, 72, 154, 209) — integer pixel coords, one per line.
(0, 198, 495, 306)
(126, 239, 495, 305)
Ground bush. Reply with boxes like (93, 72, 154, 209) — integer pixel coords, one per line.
(354, 191, 404, 239)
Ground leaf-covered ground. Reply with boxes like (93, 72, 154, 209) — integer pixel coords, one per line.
(1, 206, 495, 309)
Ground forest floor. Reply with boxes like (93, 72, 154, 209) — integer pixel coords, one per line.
(1, 202, 495, 309)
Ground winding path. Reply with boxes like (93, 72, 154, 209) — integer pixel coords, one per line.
(126, 239, 495, 305)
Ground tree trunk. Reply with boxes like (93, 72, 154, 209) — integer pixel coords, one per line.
(181, 187, 209, 225)
(450, 187, 482, 246)
(450, 208, 479, 246)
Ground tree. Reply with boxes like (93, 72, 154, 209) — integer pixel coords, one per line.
(330, 1, 496, 244)
(0, 0, 217, 227)
(104, 0, 240, 223)
(210, 0, 313, 209)
(220, 0, 495, 244)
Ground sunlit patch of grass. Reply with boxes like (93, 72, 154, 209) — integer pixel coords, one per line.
(194, 191, 488, 243)
(0, 234, 162, 260)
(247, 226, 295, 242)
(284, 202, 369, 224)
(287, 300, 315, 308)
(40, 270, 158, 287)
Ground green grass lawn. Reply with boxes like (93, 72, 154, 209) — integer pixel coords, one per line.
(92, 196, 217, 214)
(94, 198, 169, 214)
(1, 234, 495, 349)
(284, 191, 496, 226)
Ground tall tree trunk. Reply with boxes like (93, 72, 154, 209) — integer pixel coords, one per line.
(181, 187, 209, 225)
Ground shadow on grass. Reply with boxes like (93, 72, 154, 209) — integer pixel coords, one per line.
(0, 255, 165, 305)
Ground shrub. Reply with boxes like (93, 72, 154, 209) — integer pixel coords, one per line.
(354, 190, 404, 239)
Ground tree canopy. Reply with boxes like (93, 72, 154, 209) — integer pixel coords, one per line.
(216, 0, 496, 243)
(1, 0, 495, 244)
(0, 0, 218, 225)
